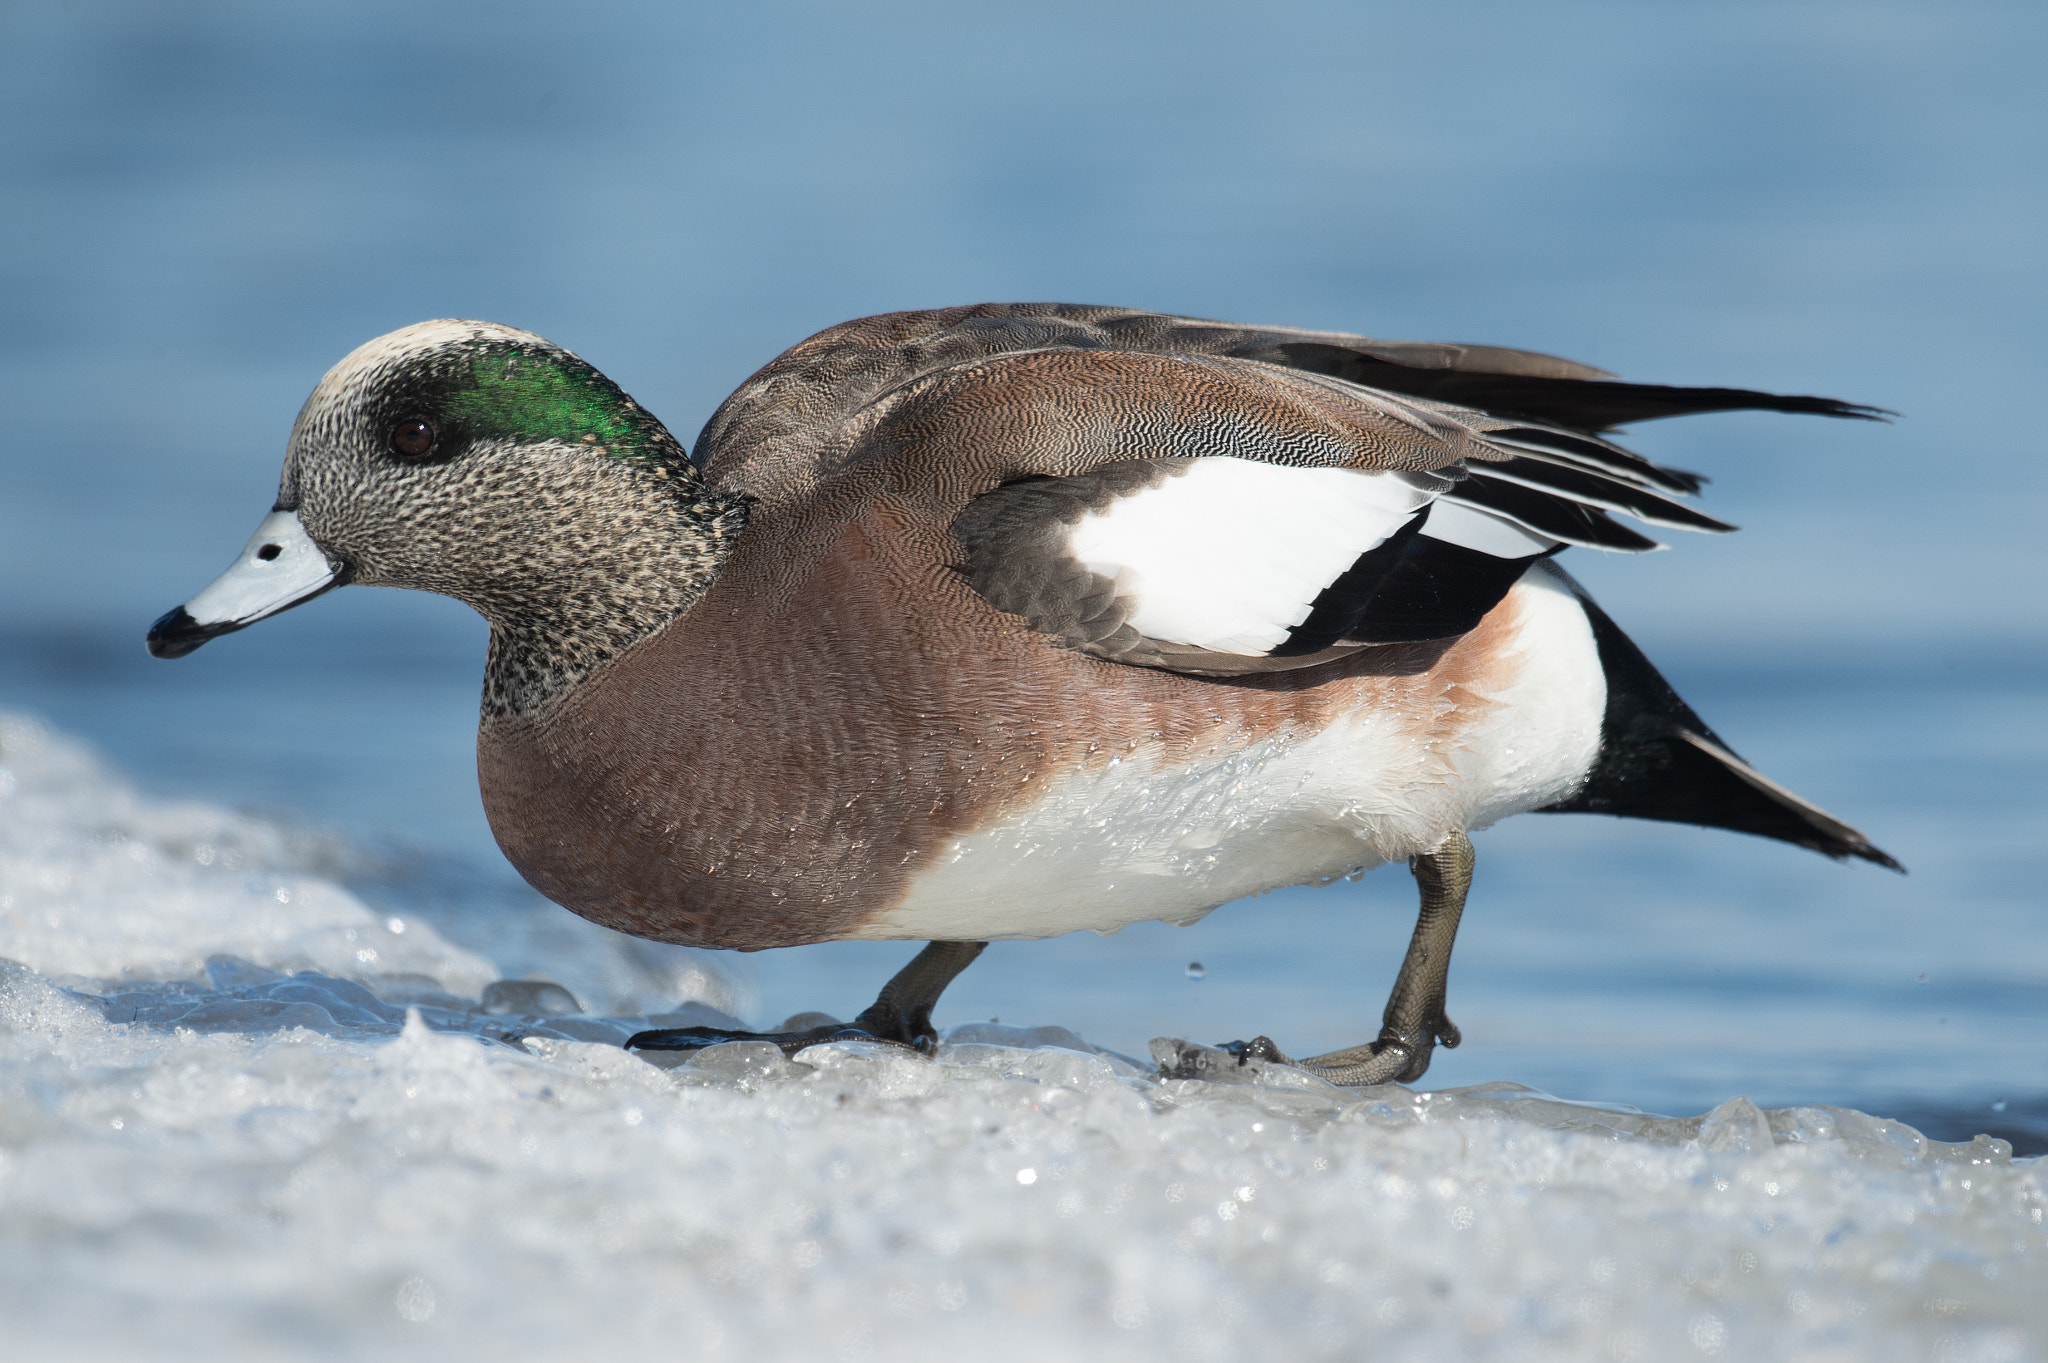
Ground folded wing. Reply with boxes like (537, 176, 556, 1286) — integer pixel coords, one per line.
(950, 362, 1732, 677)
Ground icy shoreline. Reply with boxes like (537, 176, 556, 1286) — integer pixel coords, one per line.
(3, 711, 2044, 1360)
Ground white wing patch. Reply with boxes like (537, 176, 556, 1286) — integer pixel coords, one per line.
(1424, 500, 1561, 557)
(1063, 458, 1433, 655)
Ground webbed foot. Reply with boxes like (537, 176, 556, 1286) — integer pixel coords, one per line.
(1284, 1013, 1460, 1086)
(1152, 1019, 1458, 1087)
(624, 1017, 922, 1058)
(1158, 830, 1475, 1089)
(624, 940, 988, 1060)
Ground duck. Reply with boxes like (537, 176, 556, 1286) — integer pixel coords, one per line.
(146, 303, 1898, 1085)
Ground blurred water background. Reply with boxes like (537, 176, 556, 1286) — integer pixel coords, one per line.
(1, 0, 2042, 1144)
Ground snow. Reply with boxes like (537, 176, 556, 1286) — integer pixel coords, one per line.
(2, 711, 2043, 1361)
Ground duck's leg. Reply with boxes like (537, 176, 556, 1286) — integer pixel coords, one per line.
(625, 940, 988, 1059)
(1294, 829, 1472, 1084)
(1173, 830, 1473, 1086)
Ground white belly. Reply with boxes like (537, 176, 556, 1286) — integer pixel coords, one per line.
(857, 562, 1605, 942)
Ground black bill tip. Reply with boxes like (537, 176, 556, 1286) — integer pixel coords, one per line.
(146, 605, 240, 659)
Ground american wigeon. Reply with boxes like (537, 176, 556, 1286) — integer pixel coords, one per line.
(147, 303, 1897, 1084)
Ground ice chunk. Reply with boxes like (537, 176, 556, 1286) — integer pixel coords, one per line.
(1148, 1036, 1348, 1097)
(1694, 1094, 1776, 1153)
(673, 1039, 807, 1089)
(202, 955, 282, 990)
(792, 1038, 947, 1099)
(480, 979, 583, 1016)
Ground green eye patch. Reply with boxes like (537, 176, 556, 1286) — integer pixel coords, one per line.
(431, 345, 678, 469)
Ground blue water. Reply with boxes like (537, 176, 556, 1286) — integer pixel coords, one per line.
(2, 2, 2043, 1146)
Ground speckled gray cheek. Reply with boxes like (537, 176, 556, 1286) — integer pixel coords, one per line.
(289, 427, 746, 719)
(273, 393, 325, 512)
(276, 357, 403, 520)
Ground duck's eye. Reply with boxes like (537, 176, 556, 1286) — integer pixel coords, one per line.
(389, 418, 438, 459)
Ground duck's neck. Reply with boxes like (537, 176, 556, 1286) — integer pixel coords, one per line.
(468, 456, 748, 720)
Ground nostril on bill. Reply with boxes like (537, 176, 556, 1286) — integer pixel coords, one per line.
(256, 544, 282, 561)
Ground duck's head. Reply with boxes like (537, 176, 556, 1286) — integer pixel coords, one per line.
(147, 320, 732, 676)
